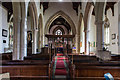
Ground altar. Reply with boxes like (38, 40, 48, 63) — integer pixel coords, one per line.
(45, 34, 75, 60)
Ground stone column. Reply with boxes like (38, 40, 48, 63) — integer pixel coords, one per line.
(76, 35, 80, 54)
(84, 30, 89, 55)
(95, 21, 105, 58)
(96, 21, 111, 60)
(32, 29, 38, 54)
(12, 2, 21, 60)
(38, 28, 41, 52)
(118, 15, 120, 53)
(41, 34, 43, 47)
(95, 21, 104, 51)
(20, 18, 27, 60)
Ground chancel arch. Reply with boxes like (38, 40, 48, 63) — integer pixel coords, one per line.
(49, 25, 68, 35)
(45, 11, 76, 35)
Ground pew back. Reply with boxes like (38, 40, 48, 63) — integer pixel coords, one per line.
(1, 60, 50, 80)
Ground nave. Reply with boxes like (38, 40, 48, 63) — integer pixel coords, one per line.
(1, 1, 120, 80)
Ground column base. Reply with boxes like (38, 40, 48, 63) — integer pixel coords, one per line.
(96, 50, 111, 61)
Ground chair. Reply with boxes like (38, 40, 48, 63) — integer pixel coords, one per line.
(0, 73, 10, 80)
(104, 73, 114, 80)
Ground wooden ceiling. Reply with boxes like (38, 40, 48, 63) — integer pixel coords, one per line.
(105, 2, 116, 16)
(1, 2, 116, 22)
(40, 2, 81, 15)
(49, 16, 71, 32)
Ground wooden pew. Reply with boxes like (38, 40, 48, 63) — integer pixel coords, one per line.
(68, 55, 120, 80)
(111, 55, 120, 61)
(1, 60, 49, 65)
(24, 54, 50, 60)
(0, 52, 12, 60)
(68, 54, 98, 63)
(1, 60, 50, 80)
(74, 61, 120, 80)
(75, 66, 120, 80)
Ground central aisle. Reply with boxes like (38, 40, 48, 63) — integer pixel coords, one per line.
(53, 53, 69, 80)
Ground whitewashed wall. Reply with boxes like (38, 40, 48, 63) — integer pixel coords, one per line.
(80, 19, 85, 53)
(107, 3, 119, 55)
(0, 4, 2, 53)
(118, 2, 120, 54)
(89, 15, 96, 53)
(0, 5, 9, 53)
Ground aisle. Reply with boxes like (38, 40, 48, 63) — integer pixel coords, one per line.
(53, 53, 69, 80)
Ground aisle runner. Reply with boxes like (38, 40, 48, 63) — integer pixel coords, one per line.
(53, 53, 69, 79)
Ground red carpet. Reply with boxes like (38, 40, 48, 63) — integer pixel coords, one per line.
(56, 60, 65, 69)
(57, 57, 68, 60)
(53, 53, 69, 78)
(57, 53, 64, 56)
(55, 69, 67, 75)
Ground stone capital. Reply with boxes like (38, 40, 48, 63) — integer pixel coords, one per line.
(84, 30, 89, 33)
(33, 29, 38, 31)
(76, 34, 80, 37)
(14, 17, 21, 23)
(95, 20, 104, 25)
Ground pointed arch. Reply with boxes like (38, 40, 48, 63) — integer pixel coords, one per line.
(83, 2, 94, 54)
(28, 1, 38, 29)
(38, 14, 43, 36)
(84, 2, 94, 31)
(45, 11, 76, 35)
(38, 14, 43, 51)
(76, 13, 83, 53)
(78, 13, 83, 35)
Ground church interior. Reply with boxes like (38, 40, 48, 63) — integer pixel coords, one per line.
(0, 0, 120, 80)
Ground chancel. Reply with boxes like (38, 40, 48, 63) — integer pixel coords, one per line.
(0, 0, 120, 80)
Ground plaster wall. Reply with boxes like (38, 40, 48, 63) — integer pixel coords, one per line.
(89, 15, 96, 53)
(80, 19, 85, 53)
(118, 2, 120, 54)
(0, 5, 9, 53)
(107, 3, 119, 54)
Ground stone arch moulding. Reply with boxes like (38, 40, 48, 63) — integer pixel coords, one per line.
(45, 11, 76, 35)
(38, 14, 43, 34)
(28, 1, 38, 30)
(84, 2, 94, 31)
(49, 25, 68, 35)
(38, 14, 43, 47)
(83, 2, 94, 54)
